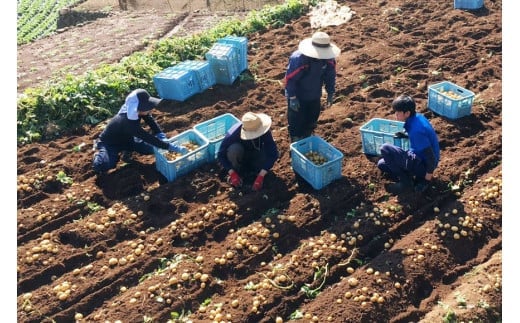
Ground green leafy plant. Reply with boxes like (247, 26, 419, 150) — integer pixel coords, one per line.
(301, 263, 328, 298)
(455, 292, 467, 308)
(56, 170, 73, 185)
(17, 0, 314, 144)
(86, 202, 104, 213)
(289, 309, 304, 319)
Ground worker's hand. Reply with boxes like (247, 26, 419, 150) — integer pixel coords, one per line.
(168, 142, 189, 155)
(289, 97, 300, 112)
(228, 170, 242, 188)
(156, 132, 167, 141)
(252, 174, 265, 191)
(394, 131, 409, 139)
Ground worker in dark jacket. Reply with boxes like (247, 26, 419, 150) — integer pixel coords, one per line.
(92, 88, 187, 174)
(284, 31, 341, 142)
(217, 112, 279, 191)
(378, 94, 441, 194)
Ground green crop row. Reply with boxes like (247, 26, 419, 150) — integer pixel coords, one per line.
(17, 0, 318, 145)
(17, 0, 81, 45)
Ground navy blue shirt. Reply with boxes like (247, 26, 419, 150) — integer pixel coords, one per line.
(99, 112, 169, 150)
(217, 122, 279, 171)
(284, 50, 336, 101)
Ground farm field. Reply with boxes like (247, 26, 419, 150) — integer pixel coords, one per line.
(16, 0, 503, 322)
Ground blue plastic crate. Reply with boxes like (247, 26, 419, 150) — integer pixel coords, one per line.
(153, 66, 200, 101)
(454, 0, 483, 9)
(193, 113, 240, 162)
(217, 36, 248, 73)
(290, 136, 344, 190)
(360, 118, 411, 156)
(154, 129, 209, 182)
(428, 81, 475, 119)
(177, 60, 216, 93)
(205, 43, 240, 85)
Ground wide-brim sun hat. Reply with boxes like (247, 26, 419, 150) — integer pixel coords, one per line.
(240, 112, 272, 140)
(298, 31, 341, 59)
(123, 89, 162, 120)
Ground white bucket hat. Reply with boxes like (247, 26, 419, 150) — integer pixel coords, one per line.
(240, 112, 272, 140)
(119, 89, 162, 120)
(298, 31, 341, 59)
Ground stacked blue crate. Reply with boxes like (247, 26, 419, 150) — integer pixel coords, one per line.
(177, 60, 216, 93)
(153, 65, 200, 102)
(205, 43, 240, 85)
(217, 36, 248, 73)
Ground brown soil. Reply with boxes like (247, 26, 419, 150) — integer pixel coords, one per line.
(17, 1, 503, 322)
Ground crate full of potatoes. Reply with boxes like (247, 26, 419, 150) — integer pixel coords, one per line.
(427, 81, 475, 119)
(154, 129, 209, 182)
(290, 135, 344, 190)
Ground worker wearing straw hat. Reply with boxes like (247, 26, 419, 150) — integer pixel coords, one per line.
(284, 31, 341, 142)
(217, 112, 279, 191)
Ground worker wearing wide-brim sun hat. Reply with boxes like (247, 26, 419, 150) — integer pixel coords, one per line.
(284, 31, 341, 143)
(217, 111, 280, 191)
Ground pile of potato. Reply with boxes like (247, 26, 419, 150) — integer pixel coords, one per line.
(305, 151, 328, 165)
(164, 141, 199, 161)
(439, 89, 463, 100)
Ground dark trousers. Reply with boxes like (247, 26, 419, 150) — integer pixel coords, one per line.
(287, 98, 321, 139)
(226, 142, 265, 175)
(92, 139, 154, 173)
(377, 143, 426, 182)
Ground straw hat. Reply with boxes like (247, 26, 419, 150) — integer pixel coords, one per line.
(298, 31, 341, 59)
(240, 112, 272, 140)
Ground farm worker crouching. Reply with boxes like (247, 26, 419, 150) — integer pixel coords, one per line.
(92, 88, 188, 174)
(217, 112, 279, 191)
(284, 31, 341, 143)
(377, 94, 441, 194)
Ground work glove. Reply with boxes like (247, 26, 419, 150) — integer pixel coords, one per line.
(252, 174, 265, 191)
(414, 179, 430, 193)
(228, 170, 242, 188)
(168, 142, 189, 155)
(326, 92, 334, 107)
(156, 132, 167, 141)
(289, 97, 300, 112)
(394, 131, 409, 139)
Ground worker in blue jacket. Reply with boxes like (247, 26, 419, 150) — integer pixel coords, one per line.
(284, 31, 341, 142)
(92, 89, 188, 174)
(217, 112, 279, 191)
(377, 94, 441, 194)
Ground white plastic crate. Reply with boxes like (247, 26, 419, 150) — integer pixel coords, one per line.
(154, 129, 209, 182)
(290, 136, 343, 190)
(193, 113, 240, 162)
(427, 81, 475, 119)
(360, 118, 410, 156)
